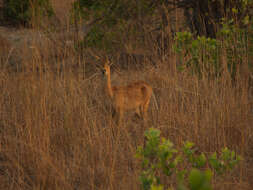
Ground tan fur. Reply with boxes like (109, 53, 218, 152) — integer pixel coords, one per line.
(103, 60, 153, 125)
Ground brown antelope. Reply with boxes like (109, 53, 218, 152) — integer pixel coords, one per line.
(102, 59, 157, 125)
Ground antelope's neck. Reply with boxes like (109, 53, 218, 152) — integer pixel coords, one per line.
(106, 71, 114, 98)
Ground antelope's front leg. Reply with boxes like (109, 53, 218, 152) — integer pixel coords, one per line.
(135, 107, 141, 118)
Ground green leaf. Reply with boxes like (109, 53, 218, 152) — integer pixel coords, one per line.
(177, 170, 187, 182)
(188, 169, 212, 190)
(140, 174, 153, 190)
(173, 155, 182, 167)
(221, 147, 230, 161)
(183, 142, 196, 159)
(184, 142, 195, 149)
(243, 15, 249, 25)
(151, 184, 164, 190)
(145, 128, 161, 140)
(177, 182, 188, 190)
(192, 40, 199, 49)
(232, 8, 238, 14)
(194, 153, 207, 168)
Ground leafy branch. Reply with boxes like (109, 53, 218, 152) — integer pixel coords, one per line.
(136, 128, 241, 190)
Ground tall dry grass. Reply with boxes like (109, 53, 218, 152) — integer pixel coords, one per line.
(0, 3, 252, 190)
(0, 35, 252, 189)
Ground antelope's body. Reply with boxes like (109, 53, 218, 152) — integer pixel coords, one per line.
(103, 61, 153, 124)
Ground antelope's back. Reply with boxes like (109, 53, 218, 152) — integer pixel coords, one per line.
(112, 81, 152, 110)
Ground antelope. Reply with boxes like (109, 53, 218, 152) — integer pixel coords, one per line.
(102, 59, 157, 125)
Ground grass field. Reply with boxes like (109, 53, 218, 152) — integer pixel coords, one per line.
(0, 1, 252, 189)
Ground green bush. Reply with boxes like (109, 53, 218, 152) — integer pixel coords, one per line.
(173, 22, 251, 79)
(173, 32, 219, 77)
(136, 128, 241, 190)
(3, 0, 54, 26)
(173, 0, 252, 79)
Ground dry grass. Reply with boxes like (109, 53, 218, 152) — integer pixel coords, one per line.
(51, 0, 76, 25)
(0, 39, 252, 189)
(0, 2, 252, 190)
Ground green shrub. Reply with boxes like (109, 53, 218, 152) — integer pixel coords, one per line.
(3, 0, 54, 26)
(136, 128, 241, 190)
(173, 1, 252, 79)
(173, 32, 219, 77)
(173, 22, 251, 79)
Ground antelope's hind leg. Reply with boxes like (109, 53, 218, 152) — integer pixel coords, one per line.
(142, 98, 151, 122)
(135, 107, 141, 118)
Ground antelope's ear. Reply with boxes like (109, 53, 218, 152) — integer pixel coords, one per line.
(109, 61, 113, 67)
(104, 59, 109, 66)
(104, 56, 114, 67)
(105, 57, 110, 65)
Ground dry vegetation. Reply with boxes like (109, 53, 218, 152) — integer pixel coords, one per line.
(0, 1, 252, 190)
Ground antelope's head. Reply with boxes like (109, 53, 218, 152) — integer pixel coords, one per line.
(102, 58, 111, 76)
